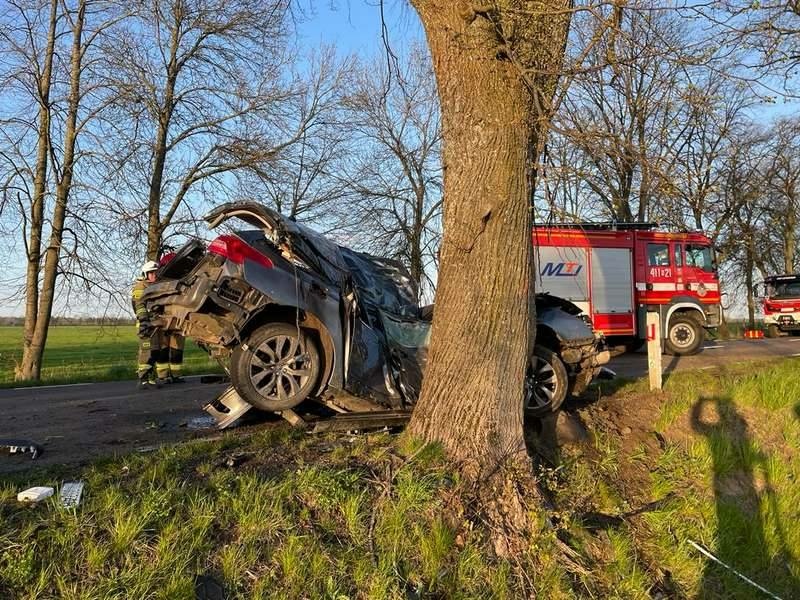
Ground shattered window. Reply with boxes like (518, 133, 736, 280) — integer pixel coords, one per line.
(380, 312, 431, 349)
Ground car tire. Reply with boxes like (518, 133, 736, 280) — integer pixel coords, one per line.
(766, 324, 780, 338)
(524, 346, 568, 418)
(665, 314, 705, 356)
(230, 322, 320, 412)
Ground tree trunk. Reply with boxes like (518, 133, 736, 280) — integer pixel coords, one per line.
(784, 194, 795, 273)
(19, 0, 88, 381)
(746, 236, 756, 329)
(16, 0, 58, 381)
(146, 14, 182, 260)
(407, 1, 570, 476)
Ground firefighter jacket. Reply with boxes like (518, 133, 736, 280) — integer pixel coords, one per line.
(131, 276, 151, 323)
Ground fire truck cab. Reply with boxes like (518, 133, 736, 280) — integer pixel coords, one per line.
(760, 274, 800, 337)
(533, 224, 722, 355)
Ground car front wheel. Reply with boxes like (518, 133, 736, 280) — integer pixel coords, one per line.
(231, 322, 320, 412)
(524, 346, 568, 418)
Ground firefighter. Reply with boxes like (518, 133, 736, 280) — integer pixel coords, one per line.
(131, 260, 168, 388)
(158, 251, 185, 383)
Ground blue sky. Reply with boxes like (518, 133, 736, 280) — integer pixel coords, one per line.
(297, 1, 423, 56)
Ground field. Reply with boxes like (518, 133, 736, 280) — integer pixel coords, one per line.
(1, 359, 798, 598)
(0, 326, 221, 386)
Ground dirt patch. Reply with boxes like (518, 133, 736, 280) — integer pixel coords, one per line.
(562, 389, 669, 503)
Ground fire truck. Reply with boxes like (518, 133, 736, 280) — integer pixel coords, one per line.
(760, 274, 800, 337)
(533, 223, 722, 355)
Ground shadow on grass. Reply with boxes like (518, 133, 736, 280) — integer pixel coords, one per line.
(691, 396, 799, 597)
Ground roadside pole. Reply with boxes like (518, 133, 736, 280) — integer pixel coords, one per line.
(647, 312, 662, 391)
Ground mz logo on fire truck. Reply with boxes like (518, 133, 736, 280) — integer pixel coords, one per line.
(540, 262, 583, 277)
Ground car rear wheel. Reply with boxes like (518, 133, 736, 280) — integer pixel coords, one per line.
(524, 346, 568, 418)
(766, 324, 780, 338)
(231, 322, 320, 411)
(665, 314, 705, 355)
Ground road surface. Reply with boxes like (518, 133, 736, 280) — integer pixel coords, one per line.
(608, 336, 800, 379)
(2, 338, 799, 473)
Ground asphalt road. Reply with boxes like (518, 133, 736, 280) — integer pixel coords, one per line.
(2, 337, 800, 474)
(0, 376, 231, 474)
(608, 336, 800, 379)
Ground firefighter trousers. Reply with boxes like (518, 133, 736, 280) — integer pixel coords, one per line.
(137, 328, 165, 380)
(157, 332, 184, 379)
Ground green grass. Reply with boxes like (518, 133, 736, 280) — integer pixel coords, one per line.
(0, 326, 221, 387)
(0, 430, 560, 599)
(1, 360, 799, 597)
(546, 359, 800, 598)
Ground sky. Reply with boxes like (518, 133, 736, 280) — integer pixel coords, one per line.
(297, 1, 423, 57)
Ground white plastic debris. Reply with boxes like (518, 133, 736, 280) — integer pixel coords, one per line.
(17, 486, 54, 503)
(59, 481, 84, 508)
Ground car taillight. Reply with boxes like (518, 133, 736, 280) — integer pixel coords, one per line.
(208, 234, 273, 269)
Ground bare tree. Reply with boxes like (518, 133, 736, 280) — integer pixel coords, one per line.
(340, 43, 442, 300)
(233, 47, 355, 225)
(553, 5, 692, 222)
(762, 117, 800, 273)
(0, 0, 125, 380)
(96, 0, 321, 259)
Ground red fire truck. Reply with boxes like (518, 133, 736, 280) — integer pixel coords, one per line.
(760, 274, 800, 337)
(533, 223, 722, 355)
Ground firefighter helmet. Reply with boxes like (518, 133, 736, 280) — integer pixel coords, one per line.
(141, 260, 159, 276)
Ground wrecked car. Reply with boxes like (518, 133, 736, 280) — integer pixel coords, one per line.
(142, 202, 609, 417)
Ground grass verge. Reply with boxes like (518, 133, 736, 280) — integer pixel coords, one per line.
(1, 359, 799, 597)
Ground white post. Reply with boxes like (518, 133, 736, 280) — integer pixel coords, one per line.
(647, 311, 662, 391)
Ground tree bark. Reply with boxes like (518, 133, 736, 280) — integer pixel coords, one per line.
(407, 1, 571, 476)
(17, 0, 87, 380)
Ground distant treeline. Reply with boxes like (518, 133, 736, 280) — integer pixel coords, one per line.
(0, 317, 134, 327)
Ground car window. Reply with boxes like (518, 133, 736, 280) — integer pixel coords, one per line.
(771, 281, 800, 298)
(647, 244, 670, 267)
(380, 312, 431, 349)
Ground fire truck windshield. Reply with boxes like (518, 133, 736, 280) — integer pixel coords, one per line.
(685, 244, 715, 273)
(768, 279, 800, 299)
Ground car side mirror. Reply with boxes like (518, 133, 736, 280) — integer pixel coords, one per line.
(720, 291, 731, 311)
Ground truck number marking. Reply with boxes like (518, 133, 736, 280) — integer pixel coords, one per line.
(649, 266, 672, 278)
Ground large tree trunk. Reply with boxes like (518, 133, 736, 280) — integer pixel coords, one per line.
(17, 0, 58, 381)
(407, 2, 570, 475)
(17, 0, 86, 380)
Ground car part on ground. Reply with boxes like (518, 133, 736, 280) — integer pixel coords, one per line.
(143, 201, 610, 420)
(0, 439, 43, 460)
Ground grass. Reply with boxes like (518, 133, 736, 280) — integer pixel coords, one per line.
(0, 326, 222, 387)
(1, 360, 799, 597)
(0, 431, 555, 599)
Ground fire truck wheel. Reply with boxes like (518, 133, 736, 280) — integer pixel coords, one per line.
(766, 324, 780, 338)
(665, 314, 705, 356)
(524, 346, 568, 417)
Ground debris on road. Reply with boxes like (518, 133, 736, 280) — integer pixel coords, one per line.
(59, 481, 84, 508)
(203, 386, 252, 429)
(17, 486, 54, 503)
(0, 439, 43, 460)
